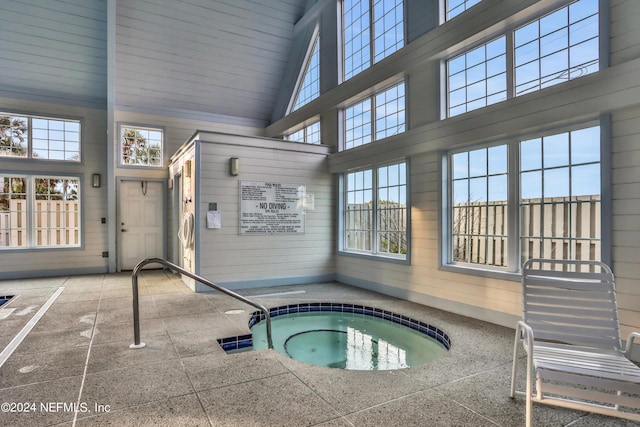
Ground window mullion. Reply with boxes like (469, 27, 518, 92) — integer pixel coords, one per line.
(369, 0, 375, 69)
(372, 167, 379, 254)
(507, 140, 520, 272)
(505, 31, 515, 100)
(27, 117, 33, 160)
(27, 176, 34, 248)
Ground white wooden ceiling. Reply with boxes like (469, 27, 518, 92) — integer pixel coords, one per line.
(115, 0, 309, 126)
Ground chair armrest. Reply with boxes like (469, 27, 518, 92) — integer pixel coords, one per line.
(516, 320, 535, 354)
(624, 331, 640, 358)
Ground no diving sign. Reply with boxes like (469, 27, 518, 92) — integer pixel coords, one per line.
(239, 181, 305, 235)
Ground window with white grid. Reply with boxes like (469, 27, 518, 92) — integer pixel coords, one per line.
(344, 81, 405, 150)
(444, 122, 603, 272)
(343, 0, 404, 81)
(285, 121, 321, 145)
(447, 36, 507, 117)
(343, 161, 408, 260)
(444, 0, 599, 118)
(0, 175, 81, 249)
(120, 125, 164, 168)
(0, 113, 80, 161)
(514, 0, 599, 96)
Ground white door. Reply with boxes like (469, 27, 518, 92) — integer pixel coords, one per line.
(119, 180, 164, 270)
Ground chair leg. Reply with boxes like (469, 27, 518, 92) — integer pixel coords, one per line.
(525, 347, 534, 427)
(510, 328, 520, 398)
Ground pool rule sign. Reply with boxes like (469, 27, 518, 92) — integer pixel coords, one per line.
(240, 181, 305, 234)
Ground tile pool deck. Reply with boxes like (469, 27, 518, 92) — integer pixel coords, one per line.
(0, 270, 636, 426)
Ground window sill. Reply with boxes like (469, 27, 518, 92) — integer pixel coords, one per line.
(438, 263, 521, 282)
(338, 250, 409, 265)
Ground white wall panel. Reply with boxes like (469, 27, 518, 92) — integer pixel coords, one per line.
(0, 0, 107, 105)
(184, 133, 335, 288)
(115, 0, 305, 123)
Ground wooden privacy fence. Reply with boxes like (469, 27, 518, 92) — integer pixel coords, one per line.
(345, 203, 407, 253)
(0, 199, 79, 247)
(453, 196, 600, 267)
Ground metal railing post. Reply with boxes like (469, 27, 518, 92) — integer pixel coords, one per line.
(130, 257, 273, 349)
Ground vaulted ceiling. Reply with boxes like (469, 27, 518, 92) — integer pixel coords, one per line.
(115, 0, 310, 126)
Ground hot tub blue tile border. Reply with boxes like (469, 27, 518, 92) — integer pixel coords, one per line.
(220, 303, 451, 353)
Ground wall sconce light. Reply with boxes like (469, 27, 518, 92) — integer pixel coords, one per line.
(92, 173, 101, 188)
(230, 157, 240, 176)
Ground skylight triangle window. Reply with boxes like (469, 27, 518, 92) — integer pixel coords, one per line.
(291, 34, 320, 112)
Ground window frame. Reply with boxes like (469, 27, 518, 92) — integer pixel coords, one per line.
(118, 123, 166, 169)
(0, 174, 82, 250)
(339, 159, 410, 264)
(0, 112, 82, 162)
(440, 118, 610, 280)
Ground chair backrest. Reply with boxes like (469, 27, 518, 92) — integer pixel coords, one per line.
(522, 258, 622, 351)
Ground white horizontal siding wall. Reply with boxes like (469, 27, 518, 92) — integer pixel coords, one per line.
(0, 97, 108, 278)
(331, 0, 640, 334)
(611, 106, 640, 338)
(194, 134, 334, 289)
(0, 0, 107, 105)
(115, 0, 304, 124)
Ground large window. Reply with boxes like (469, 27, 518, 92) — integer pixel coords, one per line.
(446, 123, 603, 271)
(343, 0, 404, 80)
(344, 161, 408, 259)
(0, 113, 80, 161)
(445, 0, 599, 117)
(344, 81, 405, 150)
(120, 125, 164, 167)
(0, 175, 80, 249)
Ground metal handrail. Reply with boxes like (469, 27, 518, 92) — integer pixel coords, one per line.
(129, 257, 273, 349)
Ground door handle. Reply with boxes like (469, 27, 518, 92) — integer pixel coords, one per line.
(121, 229, 127, 232)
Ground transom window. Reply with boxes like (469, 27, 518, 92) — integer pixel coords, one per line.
(344, 81, 405, 150)
(343, 0, 404, 81)
(0, 175, 80, 249)
(0, 113, 80, 161)
(447, 36, 507, 117)
(285, 121, 321, 144)
(514, 0, 599, 96)
(445, 0, 599, 117)
(344, 161, 408, 259)
(119, 125, 164, 167)
(446, 123, 602, 271)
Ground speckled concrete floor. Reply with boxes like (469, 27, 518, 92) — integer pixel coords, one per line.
(0, 271, 635, 426)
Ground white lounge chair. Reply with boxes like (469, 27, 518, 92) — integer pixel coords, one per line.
(510, 258, 640, 426)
